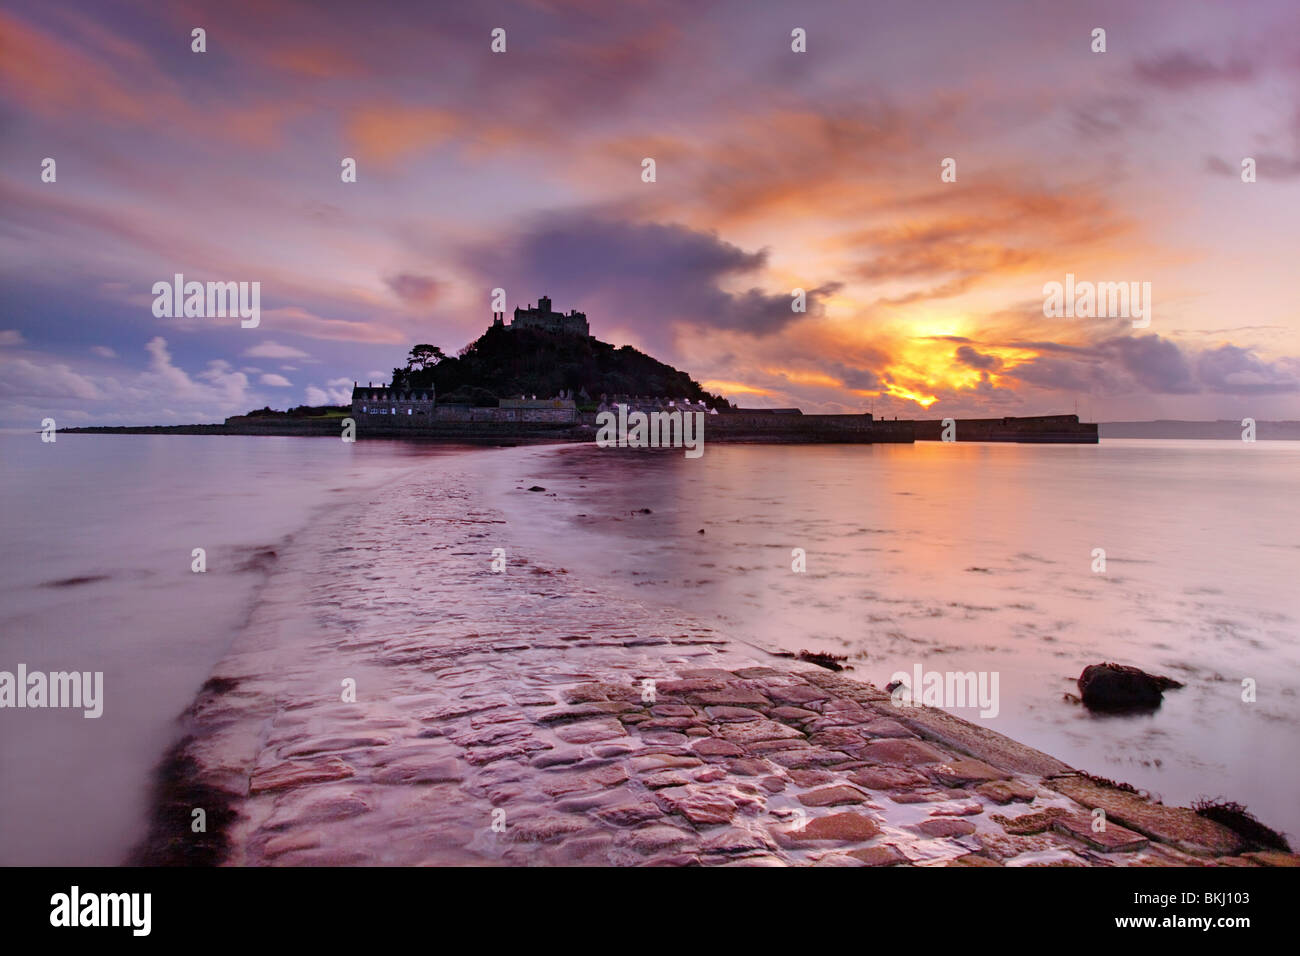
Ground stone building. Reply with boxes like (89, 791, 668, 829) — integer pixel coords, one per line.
(497, 393, 579, 423)
(492, 295, 589, 336)
(351, 381, 579, 426)
(597, 394, 717, 415)
(351, 383, 435, 420)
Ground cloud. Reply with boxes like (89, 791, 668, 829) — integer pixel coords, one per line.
(0, 355, 104, 401)
(463, 212, 838, 347)
(90, 345, 116, 358)
(955, 345, 1002, 371)
(259, 373, 292, 387)
(0, 330, 24, 346)
(1102, 335, 1199, 394)
(385, 273, 440, 304)
(1134, 51, 1256, 90)
(305, 381, 353, 405)
(1196, 344, 1299, 394)
(243, 340, 311, 359)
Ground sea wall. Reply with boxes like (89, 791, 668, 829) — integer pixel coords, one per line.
(706, 414, 914, 443)
(913, 415, 1098, 443)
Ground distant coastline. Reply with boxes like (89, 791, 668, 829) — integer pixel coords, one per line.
(60, 411, 1109, 444)
(60, 417, 1300, 441)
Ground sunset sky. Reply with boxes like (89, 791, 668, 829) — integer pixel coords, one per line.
(2, 0, 1298, 426)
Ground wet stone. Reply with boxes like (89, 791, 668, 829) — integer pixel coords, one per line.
(716, 719, 803, 744)
(372, 756, 464, 785)
(592, 742, 637, 759)
(976, 779, 1038, 804)
(700, 827, 777, 854)
(848, 767, 929, 791)
(766, 685, 831, 706)
(555, 793, 614, 813)
(847, 845, 907, 867)
(1242, 851, 1300, 867)
(641, 770, 693, 789)
(639, 717, 694, 730)
(860, 718, 915, 738)
(654, 786, 739, 825)
(540, 764, 629, 797)
(770, 706, 819, 722)
(639, 731, 689, 747)
(595, 802, 665, 827)
(464, 741, 550, 766)
(787, 769, 836, 787)
(861, 738, 948, 766)
(264, 830, 323, 859)
(508, 814, 593, 844)
(655, 680, 724, 695)
(732, 667, 783, 679)
(695, 688, 770, 707)
(705, 706, 765, 723)
(614, 825, 697, 854)
(279, 734, 392, 758)
(448, 723, 535, 748)
(929, 758, 1011, 787)
(264, 790, 372, 829)
(727, 758, 770, 776)
(531, 747, 586, 768)
(691, 738, 745, 758)
(1044, 775, 1243, 857)
(679, 668, 736, 680)
(749, 737, 811, 754)
(809, 728, 870, 749)
(251, 757, 355, 794)
(766, 748, 846, 769)
(651, 704, 696, 718)
(912, 818, 977, 838)
(1052, 812, 1149, 852)
(546, 833, 614, 865)
(794, 812, 882, 843)
(629, 753, 703, 773)
(554, 719, 626, 744)
(760, 776, 786, 793)
(992, 807, 1069, 835)
(798, 785, 870, 808)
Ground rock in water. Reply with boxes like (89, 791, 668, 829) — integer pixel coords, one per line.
(1077, 662, 1184, 712)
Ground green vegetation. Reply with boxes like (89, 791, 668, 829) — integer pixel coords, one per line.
(236, 404, 348, 419)
(387, 324, 731, 409)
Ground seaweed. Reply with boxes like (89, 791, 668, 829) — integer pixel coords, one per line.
(1192, 798, 1291, 852)
(128, 735, 239, 866)
(796, 650, 849, 672)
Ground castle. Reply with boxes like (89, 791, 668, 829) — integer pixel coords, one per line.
(491, 295, 589, 337)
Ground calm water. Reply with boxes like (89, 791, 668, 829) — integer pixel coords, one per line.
(2, 434, 1296, 863)
(485, 439, 1300, 839)
(0, 434, 447, 865)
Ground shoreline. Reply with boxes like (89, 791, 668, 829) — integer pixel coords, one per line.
(132, 452, 1295, 867)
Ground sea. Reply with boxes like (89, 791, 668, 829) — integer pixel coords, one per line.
(1, 433, 1296, 863)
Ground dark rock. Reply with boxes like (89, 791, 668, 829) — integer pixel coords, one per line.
(1077, 662, 1184, 712)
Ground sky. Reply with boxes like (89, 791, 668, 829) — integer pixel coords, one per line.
(2, 0, 1299, 426)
